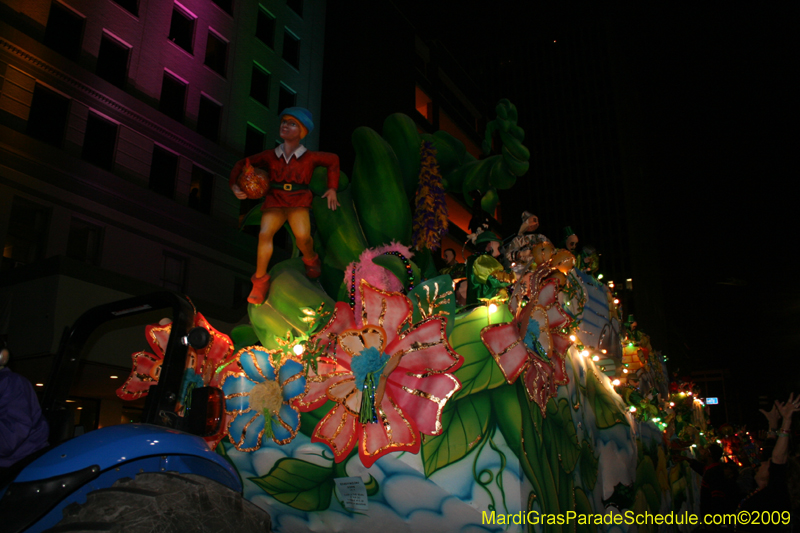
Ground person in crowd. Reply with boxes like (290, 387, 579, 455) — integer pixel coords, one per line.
(0, 339, 49, 479)
(736, 394, 799, 532)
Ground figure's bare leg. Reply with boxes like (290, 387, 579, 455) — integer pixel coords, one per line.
(286, 207, 314, 259)
(256, 209, 288, 277)
(286, 207, 321, 277)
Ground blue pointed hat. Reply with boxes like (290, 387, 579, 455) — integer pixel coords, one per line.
(279, 107, 314, 134)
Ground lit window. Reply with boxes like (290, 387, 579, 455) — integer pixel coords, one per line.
(44, 2, 84, 61)
(96, 34, 130, 88)
(415, 86, 432, 122)
(189, 165, 214, 214)
(256, 7, 275, 48)
(169, 4, 195, 53)
(282, 30, 300, 70)
(197, 95, 222, 142)
(160, 71, 187, 122)
(250, 64, 271, 108)
(28, 84, 70, 147)
(149, 146, 179, 199)
(205, 30, 228, 77)
(82, 113, 117, 171)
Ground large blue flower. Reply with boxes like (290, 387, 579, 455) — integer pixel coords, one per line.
(221, 347, 306, 451)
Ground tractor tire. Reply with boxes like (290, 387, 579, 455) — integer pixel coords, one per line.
(45, 472, 270, 533)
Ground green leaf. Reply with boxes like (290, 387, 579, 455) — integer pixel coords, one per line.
(449, 307, 511, 400)
(518, 382, 563, 533)
(635, 455, 661, 512)
(407, 275, 456, 337)
(585, 368, 629, 429)
(310, 165, 350, 196)
(574, 488, 596, 533)
(492, 383, 523, 461)
(556, 468, 575, 533)
(421, 390, 491, 477)
(578, 440, 599, 491)
(230, 324, 260, 352)
(241, 203, 262, 227)
(451, 341, 507, 401)
(543, 399, 581, 475)
(249, 457, 335, 511)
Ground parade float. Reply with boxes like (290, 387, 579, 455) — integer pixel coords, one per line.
(118, 100, 706, 533)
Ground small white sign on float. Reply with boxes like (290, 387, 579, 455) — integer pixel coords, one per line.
(334, 477, 369, 512)
(706, 397, 719, 405)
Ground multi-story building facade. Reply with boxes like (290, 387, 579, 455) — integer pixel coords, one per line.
(0, 0, 327, 428)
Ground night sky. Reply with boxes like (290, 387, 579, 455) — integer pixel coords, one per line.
(324, 2, 798, 425)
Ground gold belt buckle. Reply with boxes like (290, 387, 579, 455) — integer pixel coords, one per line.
(283, 183, 292, 191)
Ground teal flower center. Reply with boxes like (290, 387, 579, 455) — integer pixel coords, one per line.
(351, 346, 390, 391)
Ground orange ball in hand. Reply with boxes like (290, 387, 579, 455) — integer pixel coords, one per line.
(237, 159, 269, 199)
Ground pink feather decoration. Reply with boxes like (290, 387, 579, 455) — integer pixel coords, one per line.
(345, 242, 414, 315)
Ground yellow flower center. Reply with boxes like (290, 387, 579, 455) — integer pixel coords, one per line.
(249, 379, 283, 417)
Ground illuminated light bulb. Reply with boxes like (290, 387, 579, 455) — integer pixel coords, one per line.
(293, 344, 305, 355)
(580, 350, 589, 358)
(488, 303, 498, 314)
(669, 402, 674, 407)
(110, 375, 119, 379)
(569, 335, 576, 342)
(511, 262, 516, 267)
(630, 406, 637, 412)
(77, 407, 83, 410)
(597, 274, 604, 280)
(717, 440, 722, 444)
(626, 278, 632, 282)
(601, 349, 607, 354)
(612, 379, 620, 386)
(691, 444, 696, 448)
(35, 383, 44, 387)
(613, 299, 620, 305)
(623, 368, 628, 374)
(687, 391, 692, 396)
(592, 355, 600, 361)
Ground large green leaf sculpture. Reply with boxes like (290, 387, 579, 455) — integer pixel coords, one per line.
(421, 390, 492, 477)
(450, 306, 511, 401)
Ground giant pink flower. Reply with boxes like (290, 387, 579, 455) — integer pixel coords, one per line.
(482, 277, 571, 415)
(295, 281, 462, 467)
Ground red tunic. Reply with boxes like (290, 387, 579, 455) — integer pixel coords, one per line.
(229, 147, 339, 209)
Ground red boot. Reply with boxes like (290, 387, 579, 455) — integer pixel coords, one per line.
(303, 254, 322, 279)
(248, 273, 270, 304)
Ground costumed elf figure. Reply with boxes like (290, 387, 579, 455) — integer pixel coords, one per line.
(439, 247, 465, 279)
(579, 244, 600, 275)
(230, 107, 340, 304)
(560, 226, 579, 252)
(504, 211, 550, 266)
(466, 231, 514, 306)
